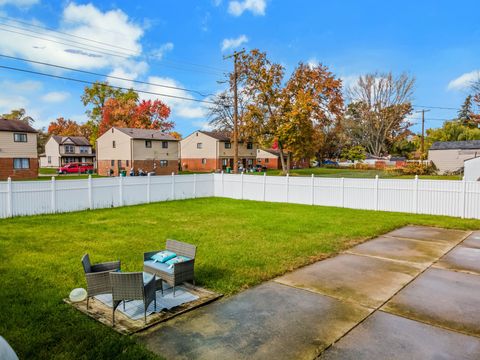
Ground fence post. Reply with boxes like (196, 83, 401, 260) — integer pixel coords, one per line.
(171, 172, 175, 200)
(193, 173, 197, 198)
(414, 175, 419, 214)
(461, 176, 467, 219)
(341, 177, 345, 208)
(286, 173, 289, 203)
(51, 176, 56, 213)
(88, 175, 93, 209)
(240, 172, 244, 200)
(263, 172, 267, 201)
(374, 175, 379, 211)
(147, 173, 151, 203)
(221, 171, 225, 197)
(118, 175, 123, 207)
(6, 177, 12, 217)
(311, 174, 315, 205)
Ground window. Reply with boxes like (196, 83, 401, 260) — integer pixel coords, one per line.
(202, 158, 207, 165)
(160, 160, 168, 167)
(13, 133, 27, 142)
(112, 141, 116, 148)
(257, 159, 262, 163)
(145, 140, 152, 148)
(162, 141, 168, 149)
(197, 143, 203, 149)
(126, 160, 129, 167)
(111, 160, 115, 166)
(64, 145, 75, 153)
(118, 160, 122, 168)
(13, 158, 29, 169)
(265, 158, 269, 163)
(48, 156, 51, 164)
(79, 146, 89, 153)
(225, 142, 231, 149)
(222, 159, 228, 166)
(247, 159, 253, 165)
(247, 142, 253, 149)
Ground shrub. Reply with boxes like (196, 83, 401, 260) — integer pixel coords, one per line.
(399, 162, 437, 175)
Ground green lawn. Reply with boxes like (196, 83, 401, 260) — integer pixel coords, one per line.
(1, 198, 479, 359)
(260, 167, 462, 180)
(39, 167, 58, 175)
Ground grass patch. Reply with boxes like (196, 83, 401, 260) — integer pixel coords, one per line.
(260, 167, 461, 180)
(1, 197, 478, 358)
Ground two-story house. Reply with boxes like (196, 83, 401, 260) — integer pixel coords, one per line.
(96, 127, 179, 176)
(0, 118, 38, 180)
(40, 136, 94, 168)
(180, 130, 257, 172)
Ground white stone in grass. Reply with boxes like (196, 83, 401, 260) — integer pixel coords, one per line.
(69, 288, 87, 302)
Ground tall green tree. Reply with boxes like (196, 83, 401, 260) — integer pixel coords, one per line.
(2, 108, 34, 125)
(423, 120, 480, 151)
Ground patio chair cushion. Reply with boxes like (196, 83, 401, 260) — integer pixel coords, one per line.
(166, 256, 191, 269)
(151, 250, 177, 263)
(144, 260, 174, 274)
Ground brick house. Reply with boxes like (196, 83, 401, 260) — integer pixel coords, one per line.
(180, 130, 257, 172)
(96, 127, 179, 176)
(256, 148, 309, 169)
(39, 136, 94, 168)
(0, 118, 38, 180)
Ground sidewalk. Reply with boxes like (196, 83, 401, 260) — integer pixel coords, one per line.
(138, 226, 480, 360)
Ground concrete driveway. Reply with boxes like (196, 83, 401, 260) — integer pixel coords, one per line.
(139, 226, 480, 360)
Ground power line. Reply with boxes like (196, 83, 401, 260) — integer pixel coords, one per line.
(0, 64, 216, 105)
(0, 54, 216, 97)
(412, 104, 459, 111)
(0, 15, 140, 54)
(0, 26, 226, 76)
(0, 16, 231, 72)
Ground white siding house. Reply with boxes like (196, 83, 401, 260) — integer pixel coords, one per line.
(464, 156, 480, 181)
(428, 140, 480, 174)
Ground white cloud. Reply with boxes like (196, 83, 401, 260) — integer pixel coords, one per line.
(41, 91, 70, 103)
(447, 70, 480, 91)
(228, 0, 266, 16)
(0, 80, 44, 126)
(0, 3, 145, 72)
(221, 34, 248, 51)
(151, 42, 174, 60)
(192, 120, 213, 131)
(0, 0, 39, 8)
(340, 74, 359, 90)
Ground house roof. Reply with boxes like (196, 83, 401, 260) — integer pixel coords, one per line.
(115, 127, 178, 141)
(198, 130, 231, 141)
(52, 135, 90, 146)
(430, 140, 480, 151)
(260, 148, 282, 156)
(0, 118, 37, 133)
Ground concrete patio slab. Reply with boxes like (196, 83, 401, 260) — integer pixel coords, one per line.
(462, 231, 480, 249)
(347, 235, 452, 265)
(383, 268, 480, 337)
(139, 282, 370, 360)
(385, 225, 467, 244)
(319, 311, 480, 360)
(274, 253, 421, 308)
(434, 246, 480, 275)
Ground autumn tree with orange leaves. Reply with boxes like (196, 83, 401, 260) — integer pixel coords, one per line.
(99, 98, 173, 136)
(237, 49, 343, 173)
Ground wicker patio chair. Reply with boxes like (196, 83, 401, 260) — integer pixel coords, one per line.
(109, 272, 156, 325)
(81, 254, 121, 309)
(143, 239, 196, 297)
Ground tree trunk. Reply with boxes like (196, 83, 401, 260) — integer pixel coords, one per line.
(278, 142, 288, 174)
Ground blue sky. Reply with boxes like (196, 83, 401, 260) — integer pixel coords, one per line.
(0, 0, 479, 136)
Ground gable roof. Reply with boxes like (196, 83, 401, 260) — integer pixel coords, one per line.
(260, 148, 282, 156)
(198, 130, 231, 141)
(430, 140, 480, 151)
(0, 118, 37, 133)
(52, 135, 90, 146)
(115, 127, 177, 141)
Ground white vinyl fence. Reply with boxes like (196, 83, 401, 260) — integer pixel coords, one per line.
(0, 174, 214, 218)
(0, 173, 479, 219)
(213, 173, 480, 219)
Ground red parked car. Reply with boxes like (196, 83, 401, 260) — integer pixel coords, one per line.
(58, 162, 94, 174)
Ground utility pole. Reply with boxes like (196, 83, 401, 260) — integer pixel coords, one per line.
(415, 109, 430, 160)
(224, 49, 245, 173)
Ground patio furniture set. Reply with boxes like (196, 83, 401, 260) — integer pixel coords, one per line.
(81, 239, 196, 325)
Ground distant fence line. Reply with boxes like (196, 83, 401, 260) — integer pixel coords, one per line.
(0, 173, 479, 219)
